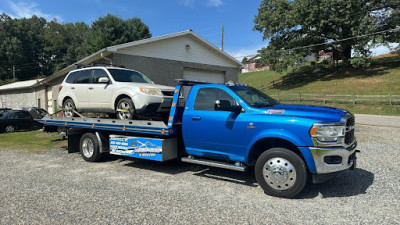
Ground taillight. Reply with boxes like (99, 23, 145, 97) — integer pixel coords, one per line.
(59, 85, 63, 91)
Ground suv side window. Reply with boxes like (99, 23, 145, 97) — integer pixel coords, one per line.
(92, 69, 109, 83)
(75, 70, 91, 84)
(66, 71, 78, 84)
(194, 88, 237, 111)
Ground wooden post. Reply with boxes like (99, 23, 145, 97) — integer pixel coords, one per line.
(299, 93, 302, 102)
(389, 93, 392, 106)
(323, 94, 326, 104)
(352, 94, 355, 105)
(277, 93, 280, 103)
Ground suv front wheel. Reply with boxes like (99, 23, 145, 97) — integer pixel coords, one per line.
(116, 98, 135, 120)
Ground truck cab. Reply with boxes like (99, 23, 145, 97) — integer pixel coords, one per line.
(181, 82, 357, 197)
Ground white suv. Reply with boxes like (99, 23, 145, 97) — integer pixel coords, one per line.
(57, 66, 175, 120)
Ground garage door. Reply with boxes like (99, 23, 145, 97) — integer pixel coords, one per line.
(183, 68, 225, 83)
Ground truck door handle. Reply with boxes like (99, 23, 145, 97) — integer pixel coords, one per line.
(191, 116, 202, 120)
(89, 87, 94, 90)
(71, 87, 75, 90)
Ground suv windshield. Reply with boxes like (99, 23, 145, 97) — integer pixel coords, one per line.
(229, 86, 278, 108)
(107, 69, 153, 83)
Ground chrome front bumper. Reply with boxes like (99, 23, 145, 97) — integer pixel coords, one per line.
(310, 144, 358, 174)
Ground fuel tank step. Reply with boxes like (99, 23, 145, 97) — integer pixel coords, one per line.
(181, 156, 247, 172)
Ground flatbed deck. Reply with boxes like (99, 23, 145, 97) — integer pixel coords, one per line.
(39, 116, 175, 135)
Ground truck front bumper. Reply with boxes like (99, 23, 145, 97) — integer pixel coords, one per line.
(309, 143, 359, 174)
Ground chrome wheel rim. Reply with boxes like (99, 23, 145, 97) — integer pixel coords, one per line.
(117, 101, 132, 120)
(262, 157, 296, 190)
(5, 125, 14, 133)
(82, 138, 94, 158)
(64, 101, 74, 117)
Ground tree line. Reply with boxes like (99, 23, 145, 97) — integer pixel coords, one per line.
(0, 13, 151, 84)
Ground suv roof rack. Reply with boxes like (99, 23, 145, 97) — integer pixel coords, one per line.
(75, 62, 125, 69)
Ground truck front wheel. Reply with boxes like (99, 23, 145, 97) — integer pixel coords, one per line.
(255, 148, 307, 198)
(79, 133, 102, 162)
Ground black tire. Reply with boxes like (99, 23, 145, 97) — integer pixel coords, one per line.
(116, 98, 135, 120)
(255, 148, 307, 198)
(63, 98, 76, 118)
(5, 124, 15, 133)
(79, 133, 102, 162)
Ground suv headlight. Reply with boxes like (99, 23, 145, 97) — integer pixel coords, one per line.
(139, 87, 163, 96)
(310, 125, 345, 142)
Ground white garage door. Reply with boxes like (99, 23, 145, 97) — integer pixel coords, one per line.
(183, 68, 225, 83)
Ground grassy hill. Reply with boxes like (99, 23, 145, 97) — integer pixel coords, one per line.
(239, 55, 400, 115)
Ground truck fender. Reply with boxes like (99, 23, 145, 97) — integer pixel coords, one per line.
(245, 129, 316, 172)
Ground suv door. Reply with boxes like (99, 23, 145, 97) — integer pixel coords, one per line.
(72, 70, 91, 109)
(182, 87, 247, 161)
(88, 69, 114, 109)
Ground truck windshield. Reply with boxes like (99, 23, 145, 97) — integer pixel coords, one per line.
(108, 69, 153, 83)
(229, 86, 278, 108)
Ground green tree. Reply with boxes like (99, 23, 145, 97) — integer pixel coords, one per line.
(87, 14, 151, 52)
(254, 0, 400, 72)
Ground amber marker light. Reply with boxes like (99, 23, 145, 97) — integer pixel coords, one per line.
(175, 89, 179, 93)
(310, 126, 318, 136)
(161, 129, 165, 134)
(169, 117, 173, 121)
(123, 126, 126, 131)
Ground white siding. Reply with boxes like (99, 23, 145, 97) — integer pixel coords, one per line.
(183, 68, 225, 83)
(116, 36, 237, 68)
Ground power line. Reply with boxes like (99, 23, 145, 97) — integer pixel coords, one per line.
(233, 27, 400, 58)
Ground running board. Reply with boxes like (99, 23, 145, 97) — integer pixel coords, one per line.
(181, 157, 247, 172)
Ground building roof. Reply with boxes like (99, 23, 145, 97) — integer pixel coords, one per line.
(0, 79, 43, 91)
(41, 30, 243, 84)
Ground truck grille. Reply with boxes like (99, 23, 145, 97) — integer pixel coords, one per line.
(345, 115, 355, 145)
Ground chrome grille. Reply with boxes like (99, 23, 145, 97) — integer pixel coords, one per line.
(345, 115, 355, 145)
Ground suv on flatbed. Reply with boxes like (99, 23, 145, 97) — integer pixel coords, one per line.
(58, 66, 174, 120)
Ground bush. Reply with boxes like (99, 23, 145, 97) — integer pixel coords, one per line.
(350, 58, 371, 68)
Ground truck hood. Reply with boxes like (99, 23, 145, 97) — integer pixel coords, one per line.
(260, 104, 348, 123)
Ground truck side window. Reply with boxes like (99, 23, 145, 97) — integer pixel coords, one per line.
(92, 69, 109, 83)
(194, 88, 237, 111)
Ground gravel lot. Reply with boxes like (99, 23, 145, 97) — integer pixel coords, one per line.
(0, 124, 399, 224)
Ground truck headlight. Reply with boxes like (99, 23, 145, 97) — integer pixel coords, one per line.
(310, 125, 345, 142)
(139, 87, 163, 96)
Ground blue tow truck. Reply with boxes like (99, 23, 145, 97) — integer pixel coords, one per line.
(39, 80, 359, 198)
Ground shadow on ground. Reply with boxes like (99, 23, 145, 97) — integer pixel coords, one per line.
(271, 56, 399, 90)
(109, 154, 374, 198)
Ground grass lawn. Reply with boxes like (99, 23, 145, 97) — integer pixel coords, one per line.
(239, 55, 400, 115)
(0, 130, 67, 153)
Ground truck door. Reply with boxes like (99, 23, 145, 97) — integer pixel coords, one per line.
(183, 87, 247, 161)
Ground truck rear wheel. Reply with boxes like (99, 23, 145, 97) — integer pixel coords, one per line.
(255, 148, 307, 198)
(79, 133, 102, 162)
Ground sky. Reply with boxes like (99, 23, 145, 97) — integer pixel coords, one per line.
(0, 0, 395, 60)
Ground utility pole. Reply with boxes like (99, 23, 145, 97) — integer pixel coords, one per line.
(220, 25, 224, 51)
(13, 65, 15, 82)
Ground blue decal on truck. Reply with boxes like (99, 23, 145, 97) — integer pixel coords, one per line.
(110, 136, 163, 161)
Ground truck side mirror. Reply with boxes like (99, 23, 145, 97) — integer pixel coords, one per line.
(98, 77, 109, 83)
(215, 100, 242, 112)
